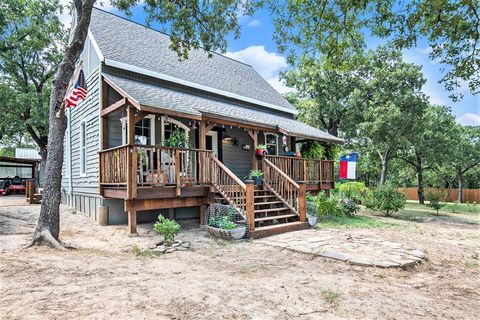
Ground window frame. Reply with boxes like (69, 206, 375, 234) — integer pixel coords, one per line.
(79, 119, 87, 176)
(264, 132, 278, 156)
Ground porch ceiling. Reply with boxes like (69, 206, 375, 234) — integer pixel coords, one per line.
(103, 73, 343, 144)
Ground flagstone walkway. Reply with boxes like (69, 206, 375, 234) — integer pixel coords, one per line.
(258, 229, 426, 268)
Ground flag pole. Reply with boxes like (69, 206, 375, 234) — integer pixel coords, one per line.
(56, 59, 84, 118)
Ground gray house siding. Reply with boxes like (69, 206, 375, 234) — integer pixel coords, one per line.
(221, 127, 253, 179)
(61, 67, 102, 218)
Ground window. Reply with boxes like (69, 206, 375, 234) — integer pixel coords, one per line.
(135, 117, 151, 145)
(80, 120, 86, 175)
(265, 133, 278, 155)
(121, 115, 155, 145)
(160, 116, 190, 143)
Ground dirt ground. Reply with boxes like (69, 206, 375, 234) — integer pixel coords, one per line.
(1, 195, 479, 320)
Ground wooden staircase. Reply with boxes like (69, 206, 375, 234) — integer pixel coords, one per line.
(214, 188, 308, 238)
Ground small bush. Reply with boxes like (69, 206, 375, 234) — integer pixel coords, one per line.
(340, 198, 360, 216)
(337, 182, 369, 204)
(316, 192, 343, 218)
(426, 191, 445, 215)
(365, 184, 406, 217)
(153, 215, 180, 245)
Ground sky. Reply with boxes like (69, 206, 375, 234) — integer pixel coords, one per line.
(82, 3, 479, 126)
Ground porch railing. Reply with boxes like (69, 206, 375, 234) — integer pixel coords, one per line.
(263, 158, 306, 221)
(264, 155, 335, 183)
(99, 145, 213, 197)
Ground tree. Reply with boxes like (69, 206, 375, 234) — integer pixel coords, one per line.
(395, 105, 458, 204)
(349, 47, 428, 185)
(282, 56, 362, 137)
(448, 125, 480, 203)
(0, 0, 65, 161)
(22, 0, 257, 249)
(268, 0, 480, 98)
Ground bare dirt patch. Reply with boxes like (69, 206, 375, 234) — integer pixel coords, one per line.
(1, 195, 479, 319)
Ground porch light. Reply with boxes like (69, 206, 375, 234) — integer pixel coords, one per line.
(223, 135, 232, 142)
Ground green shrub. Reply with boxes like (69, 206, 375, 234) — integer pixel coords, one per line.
(365, 184, 406, 217)
(426, 191, 445, 215)
(340, 198, 360, 216)
(208, 215, 238, 230)
(153, 215, 181, 245)
(337, 182, 369, 203)
(316, 192, 343, 218)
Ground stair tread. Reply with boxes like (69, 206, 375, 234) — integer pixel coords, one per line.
(255, 207, 289, 213)
(254, 201, 283, 206)
(254, 195, 277, 198)
(255, 221, 308, 232)
(255, 213, 297, 222)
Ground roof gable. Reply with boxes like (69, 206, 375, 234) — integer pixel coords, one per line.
(89, 8, 296, 114)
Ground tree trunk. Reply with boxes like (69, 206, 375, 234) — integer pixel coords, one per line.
(28, 1, 96, 249)
(416, 153, 425, 205)
(458, 174, 464, 204)
(379, 147, 394, 186)
(328, 122, 339, 137)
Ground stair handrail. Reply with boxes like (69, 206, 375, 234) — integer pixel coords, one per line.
(263, 158, 306, 222)
(209, 155, 255, 232)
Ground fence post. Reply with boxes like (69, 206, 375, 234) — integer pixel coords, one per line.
(245, 180, 255, 235)
(175, 149, 181, 196)
(298, 182, 307, 222)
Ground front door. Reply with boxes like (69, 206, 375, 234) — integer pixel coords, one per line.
(206, 131, 218, 157)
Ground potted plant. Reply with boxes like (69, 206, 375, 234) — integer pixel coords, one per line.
(306, 193, 318, 227)
(207, 205, 246, 240)
(255, 144, 267, 156)
(248, 169, 263, 186)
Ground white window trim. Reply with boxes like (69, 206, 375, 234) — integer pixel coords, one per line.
(79, 119, 87, 176)
(121, 114, 156, 145)
(264, 132, 279, 155)
(160, 116, 190, 143)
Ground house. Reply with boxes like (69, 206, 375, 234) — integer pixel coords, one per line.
(61, 8, 343, 238)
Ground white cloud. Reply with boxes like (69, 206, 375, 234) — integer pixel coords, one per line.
(224, 45, 287, 79)
(247, 19, 261, 27)
(225, 45, 291, 94)
(457, 113, 480, 126)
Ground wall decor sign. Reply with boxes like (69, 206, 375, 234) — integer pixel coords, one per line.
(242, 144, 251, 151)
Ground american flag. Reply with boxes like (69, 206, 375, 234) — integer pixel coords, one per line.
(65, 69, 87, 108)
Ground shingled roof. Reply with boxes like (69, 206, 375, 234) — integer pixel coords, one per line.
(103, 73, 344, 144)
(89, 8, 296, 114)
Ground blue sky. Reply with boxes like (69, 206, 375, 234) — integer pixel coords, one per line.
(91, 3, 479, 126)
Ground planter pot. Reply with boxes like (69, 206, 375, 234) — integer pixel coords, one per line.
(256, 149, 267, 156)
(207, 225, 246, 240)
(308, 215, 318, 227)
(253, 176, 263, 186)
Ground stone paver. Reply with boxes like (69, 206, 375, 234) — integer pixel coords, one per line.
(258, 229, 425, 268)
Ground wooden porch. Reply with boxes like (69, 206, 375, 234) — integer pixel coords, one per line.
(98, 77, 336, 237)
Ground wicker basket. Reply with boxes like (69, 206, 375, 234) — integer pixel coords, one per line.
(207, 225, 246, 240)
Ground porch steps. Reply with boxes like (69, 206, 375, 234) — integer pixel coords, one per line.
(251, 221, 308, 238)
(214, 188, 308, 239)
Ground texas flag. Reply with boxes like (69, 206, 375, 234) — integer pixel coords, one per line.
(339, 153, 357, 179)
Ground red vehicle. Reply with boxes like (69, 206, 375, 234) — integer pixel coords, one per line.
(8, 176, 26, 194)
(0, 179, 11, 196)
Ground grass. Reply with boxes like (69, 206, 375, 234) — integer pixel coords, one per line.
(406, 201, 480, 215)
(387, 203, 480, 225)
(316, 214, 398, 229)
(132, 244, 161, 257)
(321, 288, 340, 306)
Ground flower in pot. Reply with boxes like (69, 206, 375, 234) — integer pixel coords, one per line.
(248, 169, 263, 186)
(255, 144, 267, 156)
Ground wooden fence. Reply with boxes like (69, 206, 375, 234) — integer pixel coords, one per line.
(397, 187, 480, 203)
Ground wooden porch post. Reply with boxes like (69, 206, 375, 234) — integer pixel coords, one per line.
(126, 106, 137, 200)
(199, 120, 207, 182)
(245, 180, 255, 235)
(246, 130, 258, 170)
(298, 182, 307, 222)
(127, 209, 137, 234)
